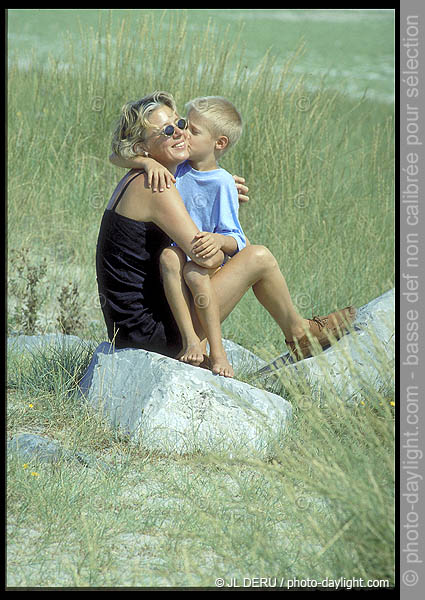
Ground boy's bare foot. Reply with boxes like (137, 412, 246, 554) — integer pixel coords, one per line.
(176, 340, 204, 366)
(199, 354, 212, 371)
(210, 352, 234, 378)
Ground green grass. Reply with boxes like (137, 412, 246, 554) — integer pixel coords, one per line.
(8, 9, 395, 103)
(7, 10, 395, 588)
(7, 10, 395, 348)
(7, 341, 395, 587)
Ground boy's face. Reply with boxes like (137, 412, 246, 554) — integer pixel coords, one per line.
(186, 109, 217, 162)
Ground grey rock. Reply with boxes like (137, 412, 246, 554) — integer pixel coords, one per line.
(78, 344, 292, 457)
(7, 333, 83, 354)
(7, 433, 112, 471)
(8, 433, 67, 464)
(208, 339, 267, 373)
(255, 288, 395, 403)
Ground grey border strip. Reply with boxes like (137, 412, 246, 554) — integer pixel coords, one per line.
(400, 0, 425, 596)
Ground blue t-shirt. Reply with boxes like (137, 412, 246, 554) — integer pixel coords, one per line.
(174, 160, 246, 254)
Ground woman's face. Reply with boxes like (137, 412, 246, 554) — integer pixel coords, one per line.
(143, 105, 189, 168)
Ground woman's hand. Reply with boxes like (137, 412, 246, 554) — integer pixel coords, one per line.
(191, 232, 223, 259)
(232, 175, 249, 204)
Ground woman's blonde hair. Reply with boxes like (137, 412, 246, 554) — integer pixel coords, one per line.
(185, 96, 243, 153)
(111, 91, 177, 158)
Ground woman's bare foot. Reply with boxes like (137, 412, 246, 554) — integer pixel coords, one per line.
(176, 340, 204, 366)
(210, 352, 234, 378)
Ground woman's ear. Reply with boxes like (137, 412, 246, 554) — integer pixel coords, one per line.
(133, 142, 149, 157)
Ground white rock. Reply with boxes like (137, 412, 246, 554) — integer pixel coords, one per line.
(78, 344, 291, 457)
(255, 289, 395, 403)
(210, 338, 267, 373)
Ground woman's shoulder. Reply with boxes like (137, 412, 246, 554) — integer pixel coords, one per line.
(129, 169, 181, 200)
(112, 168, 148, 195)
(112, 169, 157, 221)
(121, 168, 161, 200)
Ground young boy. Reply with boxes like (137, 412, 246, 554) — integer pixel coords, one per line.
(110, 96, 248, 378)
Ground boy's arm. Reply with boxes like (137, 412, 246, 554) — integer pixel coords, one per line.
(109, 152, 176, 191)
(109, 152, 145, 169)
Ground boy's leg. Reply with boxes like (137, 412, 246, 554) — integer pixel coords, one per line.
(159, 247, 204, 366)
(183, 261, 233, 378)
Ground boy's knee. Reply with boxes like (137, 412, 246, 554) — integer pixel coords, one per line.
(183, 260, 209, 287)
(159, 246, 186, 275)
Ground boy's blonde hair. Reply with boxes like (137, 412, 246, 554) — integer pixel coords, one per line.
(185, 96, 243, 153)
(111, 90, 177, 158)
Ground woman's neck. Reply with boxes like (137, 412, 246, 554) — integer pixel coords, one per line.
(161, 161, 179, 176)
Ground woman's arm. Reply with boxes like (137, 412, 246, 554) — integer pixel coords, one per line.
(133, 177, 225, 269)
(192, 232, 237, 259)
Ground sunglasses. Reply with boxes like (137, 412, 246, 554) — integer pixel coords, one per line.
(158, 118, 188, 137)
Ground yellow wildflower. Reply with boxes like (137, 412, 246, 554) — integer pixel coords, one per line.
(31, 472, 39, 477)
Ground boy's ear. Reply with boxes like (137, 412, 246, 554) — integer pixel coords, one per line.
(215, 135, 229, 152)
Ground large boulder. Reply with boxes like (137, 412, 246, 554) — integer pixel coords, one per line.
(7, 332, 265, 373)
(255, 289, 395, 403)
(77, 343, 291, 457)
(208, 338, 267, 373)
(8, 289, 394, 458)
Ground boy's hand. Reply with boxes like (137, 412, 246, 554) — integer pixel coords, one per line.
(109, 152, 176, 192)
(191, 232, 222, 258)
(233, 175, 249, 204)
(145, 161, 176, 192)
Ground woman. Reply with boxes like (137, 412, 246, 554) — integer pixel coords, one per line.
(96, 91, 355, 365)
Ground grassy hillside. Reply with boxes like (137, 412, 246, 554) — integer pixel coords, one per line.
(7, 10, 395, 588)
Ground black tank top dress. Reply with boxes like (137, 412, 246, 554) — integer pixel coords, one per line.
(95, 171, 182, 358)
